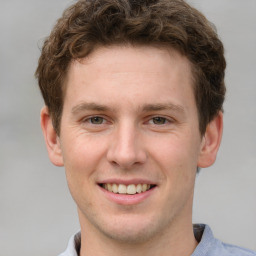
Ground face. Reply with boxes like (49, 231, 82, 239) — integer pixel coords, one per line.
(42, 45, 222, 244)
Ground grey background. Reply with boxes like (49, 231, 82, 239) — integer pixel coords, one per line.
(0, 0, 255, 255)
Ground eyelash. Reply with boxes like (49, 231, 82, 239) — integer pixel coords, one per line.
(82, 116, 107, 125)
(82, 115, 173, 126)
(148, 116, 170, 125)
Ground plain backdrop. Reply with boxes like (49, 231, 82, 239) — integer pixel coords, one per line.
(0, 0, 255, 255)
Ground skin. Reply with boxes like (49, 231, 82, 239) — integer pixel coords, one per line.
(41, 45, 223, 256)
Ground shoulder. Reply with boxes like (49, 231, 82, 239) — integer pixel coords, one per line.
(192, 224, 256, 256)
(218, 242, 256, 256)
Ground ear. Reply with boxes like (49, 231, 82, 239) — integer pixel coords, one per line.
(40, 106, 64, 166)
(197, 111, 223, 168)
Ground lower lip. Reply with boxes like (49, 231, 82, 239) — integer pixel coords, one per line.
(99, 186, 157, 205)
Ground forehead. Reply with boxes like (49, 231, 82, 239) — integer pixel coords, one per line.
(63, 45, 195, 113)
(73, 44, 192, 77)
(66, 45, 193, 86)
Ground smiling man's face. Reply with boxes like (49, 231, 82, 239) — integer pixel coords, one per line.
(41, 45, 222, 245)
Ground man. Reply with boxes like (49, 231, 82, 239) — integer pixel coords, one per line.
(35, 0, 256, 255)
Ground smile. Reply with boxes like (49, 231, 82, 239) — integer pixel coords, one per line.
(100, 183, 155, 195)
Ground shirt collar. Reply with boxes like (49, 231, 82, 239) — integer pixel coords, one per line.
(192, 224, 219, 256)
(59, 232, 81, 256)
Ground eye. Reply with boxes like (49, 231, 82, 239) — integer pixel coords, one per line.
(88, 116, 105, 124)
(151, 116, 168, 125)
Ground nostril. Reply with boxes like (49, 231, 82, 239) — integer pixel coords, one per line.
(106, 137, 147, 168)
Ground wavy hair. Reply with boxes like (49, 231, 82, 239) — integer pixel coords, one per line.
(36, 0, 226, 135)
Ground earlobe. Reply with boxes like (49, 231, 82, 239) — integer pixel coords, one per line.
(197, 112, 223, 168)
(40, 106, 64, 167)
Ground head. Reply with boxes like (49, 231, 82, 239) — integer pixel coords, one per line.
(36, 0, 226, 137)
(37, 0, 225, 251)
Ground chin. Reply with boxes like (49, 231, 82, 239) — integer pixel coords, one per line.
(102, 226, 154, 244)
(96, 214, 167, 244)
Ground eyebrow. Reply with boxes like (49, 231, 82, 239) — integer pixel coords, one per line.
(142, 103, 185, 114)
(71, 102, 111, 115)
(71, 102, 185, 115)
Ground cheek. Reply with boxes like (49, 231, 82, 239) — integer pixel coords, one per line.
(148, 133, 200, 178)
(153, 136, 194, 161)
(62, 144, 101, 208)
(61, 132, 106, 167)
(60, 134, 107, 191)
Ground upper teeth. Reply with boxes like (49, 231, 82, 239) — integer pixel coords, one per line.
(103, 184, 151, 195)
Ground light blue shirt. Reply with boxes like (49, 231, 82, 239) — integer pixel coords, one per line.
(192, 224, 256, 256)
(59, 224, 256, 256)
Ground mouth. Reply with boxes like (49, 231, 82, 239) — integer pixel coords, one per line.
(99, 183, 156, 195)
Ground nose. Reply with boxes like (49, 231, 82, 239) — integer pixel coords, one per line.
(106, 122, 147, 169)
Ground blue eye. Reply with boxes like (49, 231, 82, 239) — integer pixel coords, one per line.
(152, 117, 167, 125)
(89, 116, 104, 124)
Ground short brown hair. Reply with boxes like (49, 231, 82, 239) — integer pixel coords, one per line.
(36, 0, 226, 135)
